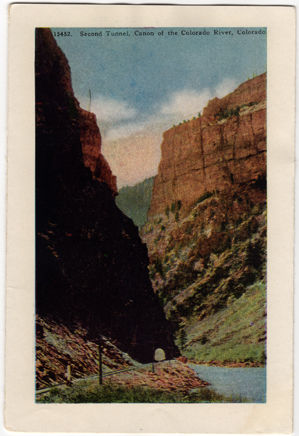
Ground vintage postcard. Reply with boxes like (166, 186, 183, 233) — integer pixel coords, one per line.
(6, 4, 295, 434)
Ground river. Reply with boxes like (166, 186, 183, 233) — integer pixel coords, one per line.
(189, 363, 266, 402)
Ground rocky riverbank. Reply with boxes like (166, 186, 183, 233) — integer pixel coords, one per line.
(106, 360, 209, 393)
(36, 360, 211, 403)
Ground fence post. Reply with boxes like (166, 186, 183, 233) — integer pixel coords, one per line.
(66, 361, 72, 386)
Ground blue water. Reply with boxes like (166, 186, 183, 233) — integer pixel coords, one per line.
(189, 364, 266, 402)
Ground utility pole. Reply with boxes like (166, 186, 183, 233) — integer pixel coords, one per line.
(66, 360, 72, 386)
(152, 341, 155, 373)
(87, 89, 91, 112)
(98, 337, 103, 385)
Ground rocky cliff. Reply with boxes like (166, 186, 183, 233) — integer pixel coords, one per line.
(36, 28, 117, 196)
(142, 179, 267, 364)
(142, 75, 267, 365)
(35, 28, 178, 363)
(78, 108, 117, 194)
(148, 74, 266, 217)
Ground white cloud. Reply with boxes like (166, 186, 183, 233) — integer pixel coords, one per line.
(159, 80, 238, 122)
(160, 89, 213, 120)
(78, 94, 136, 122)
(215, 78, 238, 99)
(105, 121, 147, 141)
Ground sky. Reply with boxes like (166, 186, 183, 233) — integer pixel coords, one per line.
(52, 27, 267, 188)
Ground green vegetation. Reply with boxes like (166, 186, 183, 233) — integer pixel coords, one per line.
(153, 257, 164, 277)
(37, 381, 248, 403)
(218, 106, 240, 120)
(217, 101, 261, 120)
(141, 184, 267, 365)
(182, 281, 266, 364)
(173, 112, 202, 130)
(178, 326, 187, 349)
(166, 200, 182, 217)
(247, 73, 258, 80)
(116, 177, 154, 227)
(196, 191, 214, 205)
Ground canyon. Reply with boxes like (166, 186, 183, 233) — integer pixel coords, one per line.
(35, 27, 178, 381)
(141, 73, 267, 365)
(35, 26, 267, 392)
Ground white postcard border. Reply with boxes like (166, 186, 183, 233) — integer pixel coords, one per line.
(6, 4, 295, 433)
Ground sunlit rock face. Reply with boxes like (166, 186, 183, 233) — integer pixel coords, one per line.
(148, 73, 266, 218)
(142, 75, 266, 364)
(35, 28, 178, 363)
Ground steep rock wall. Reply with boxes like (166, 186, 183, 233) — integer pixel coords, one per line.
(148, 74, 266, 217)
(35, 28, 177, 362)
(36, 28, 117, 196)
(78, 108, 117, 194)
